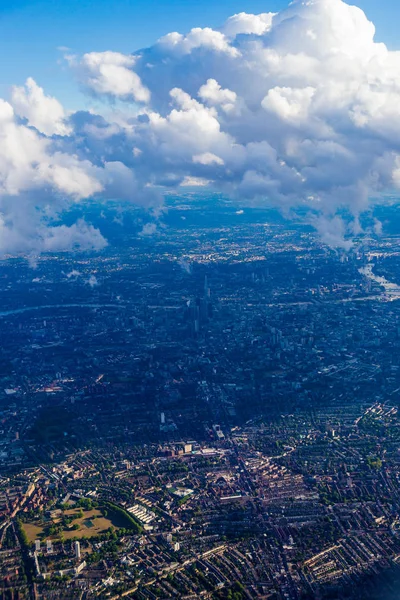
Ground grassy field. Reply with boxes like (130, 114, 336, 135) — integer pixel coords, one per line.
(22, 522, 43, 543)
(22, 507, 120, 543)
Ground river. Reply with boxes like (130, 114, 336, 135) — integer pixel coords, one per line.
(359, 264, 400, 300)
(0, 303, 125, 318)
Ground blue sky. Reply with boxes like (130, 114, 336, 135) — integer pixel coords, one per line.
(0, 0, 398, 109)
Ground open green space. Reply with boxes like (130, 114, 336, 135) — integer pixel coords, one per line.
(22, 507, 119, 543)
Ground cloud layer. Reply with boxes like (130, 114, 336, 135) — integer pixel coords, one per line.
(2, 0, 400, 251)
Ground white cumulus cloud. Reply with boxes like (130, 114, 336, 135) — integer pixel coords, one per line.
(222, 12, 275, 38)
(193, 152, 224, 166)
(1, 0, 400, 251)
(11, 78, 71, 136)
(73, 51, 150, 103)
(157, 27, 239, 57)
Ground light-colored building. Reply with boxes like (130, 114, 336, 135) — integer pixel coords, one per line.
(74, 540, 81, 560)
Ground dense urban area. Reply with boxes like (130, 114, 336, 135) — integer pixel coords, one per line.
(2, 195, 400, 599)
